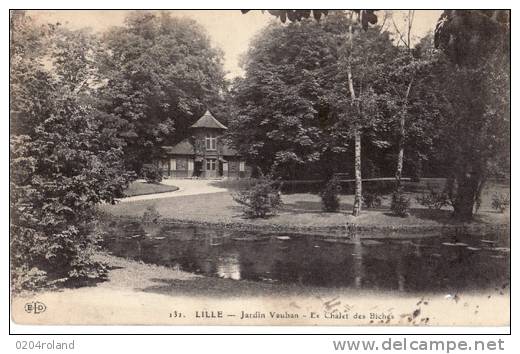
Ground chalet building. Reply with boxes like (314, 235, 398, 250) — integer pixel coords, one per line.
(159, 111, 250, 179)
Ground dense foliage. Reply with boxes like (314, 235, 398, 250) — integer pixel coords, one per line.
(434, 10, 509, 66)
(241, 10, 377, 30)
(230, 14, 403, 180)
(319, 177, 341, 212)
(98, 11, 227, 172)
(233, 10, 509, 220)
(10, 12, 131, 291)
(140, 164, 163, 184)
(416, 185, 451, 210)
(230, 13, 443, 184)
(431, 11, 510, 220)
(390, 191, 411, 217)
(232, 176, 282, 218)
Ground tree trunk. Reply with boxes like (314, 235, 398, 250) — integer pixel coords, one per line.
(395, 112, 405, 185)
(395, 79, 413, 189)
(352, 130, 362, 216)
(346, 12, 362, 217)
(393, 11, 415, 190)
(452, 171, 481, 221)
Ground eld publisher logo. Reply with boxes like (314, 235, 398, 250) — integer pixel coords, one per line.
(24, 301, 46, 314)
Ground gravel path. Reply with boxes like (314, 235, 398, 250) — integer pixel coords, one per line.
(119, 179, 229, 203)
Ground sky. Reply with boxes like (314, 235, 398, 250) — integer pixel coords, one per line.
(28, 10, 442, 78)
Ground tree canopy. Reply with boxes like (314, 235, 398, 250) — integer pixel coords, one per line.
(431, 10, 510, 219)
(434, 10, 510, 65)
(231, 13, 406, 178)
(229, 12, 438, 180)
(98, 11, 227, 172)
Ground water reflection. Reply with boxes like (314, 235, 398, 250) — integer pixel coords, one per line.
(102, 221, 510, 293)
(217, 254, 241, 280)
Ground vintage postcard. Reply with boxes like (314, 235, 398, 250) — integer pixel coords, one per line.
(10, 9, 510, 327)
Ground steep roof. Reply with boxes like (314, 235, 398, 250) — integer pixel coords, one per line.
(190, 110, 228, 130)
(162, 139, 195, 155)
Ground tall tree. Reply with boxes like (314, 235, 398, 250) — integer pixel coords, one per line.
(241, 9, 380, 216)
(346, 11, 362, 216)
(433, 10, 510, 220)
(390, 11, 414, 186)
(229, 20, 340, 178)
(10, 12, 131, 290)
(331, 12, 398, 215)
(231, 13, 397, 193)
(98, 11, 227, 173)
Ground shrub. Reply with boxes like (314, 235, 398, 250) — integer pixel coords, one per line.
(141, 164, 163, 183)
(416, 184, 451, 210)
(10, 266, 48, 294)
(232, 176, 282, 218)
(320, 177, 341, 212)
(491, 193, 510, 213)
(10, 134, 128, 292)
(363, 191, 382, 208)
(142, 205, 161, 223)
(391, 190, 411, 217)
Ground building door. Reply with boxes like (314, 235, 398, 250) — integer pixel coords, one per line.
(194, 161, 203, 177)
(205, 158, 217, 178)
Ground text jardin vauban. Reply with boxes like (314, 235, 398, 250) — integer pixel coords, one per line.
(195, 310, 393, 320)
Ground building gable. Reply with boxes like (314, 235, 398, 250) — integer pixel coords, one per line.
(189, 110, 228, 130)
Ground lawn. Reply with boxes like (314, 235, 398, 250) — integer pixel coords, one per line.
(123, 181, 179, 197)
(104, 180, 509, 234)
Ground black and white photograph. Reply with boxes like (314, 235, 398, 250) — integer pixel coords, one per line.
(9, 8, 510, 329)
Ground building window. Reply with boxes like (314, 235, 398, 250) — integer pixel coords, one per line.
(239, 161, 245, 172)
(206, 159, 216, 171)
(170, 158, 177, 170)
(205, 133, 217, 151)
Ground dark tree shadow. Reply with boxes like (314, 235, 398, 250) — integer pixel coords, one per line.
(49, 265, 125, 291)
(281, 201, 353, 215)
(208, 179, 253, 191)
(382, 208, 456, 223)
(408, 208, 456, 223)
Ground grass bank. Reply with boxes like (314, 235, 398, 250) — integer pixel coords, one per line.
(124, 181, 179, 197)
(104, 181, 509, 236)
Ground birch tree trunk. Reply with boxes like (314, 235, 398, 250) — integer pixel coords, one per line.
(346, 12, 362, 217)
(395, 78, 413, 188)
(352, 129, 362, 216)
(393, 11, 415, 190)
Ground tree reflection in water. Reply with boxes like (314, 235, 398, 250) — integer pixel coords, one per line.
(216, 254, 241, 280)
(102, 221, 510, 293)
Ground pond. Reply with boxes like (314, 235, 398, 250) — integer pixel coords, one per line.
(101, 221, 510, 293)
